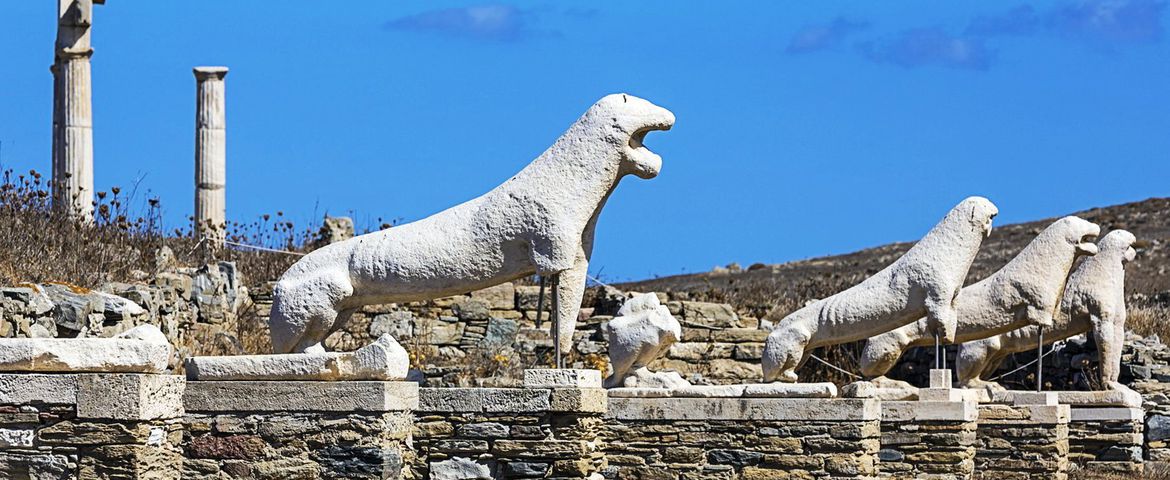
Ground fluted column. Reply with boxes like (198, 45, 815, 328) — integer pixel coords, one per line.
(51, 0, 100, 222)
(194, 66, 228, 246)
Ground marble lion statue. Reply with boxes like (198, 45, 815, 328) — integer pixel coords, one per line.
(860, 216, 1101, 380)
(761, 196, 998, 383)
(269, 94, 675, 353)
(956, 229, 1137, 390)
(603, 293, 687, 389)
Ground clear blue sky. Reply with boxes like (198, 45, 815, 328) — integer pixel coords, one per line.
(1, 2, 1167, 281)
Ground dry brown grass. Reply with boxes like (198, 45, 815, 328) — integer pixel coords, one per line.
(0, 169, 320, 290)
(1128, 300, 1170, 340)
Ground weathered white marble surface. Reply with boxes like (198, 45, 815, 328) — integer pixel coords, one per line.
(185, 334, 408, 381)
(990, 388, 1142, 408)
(603, 293, 683, 388)
(0, 324, 170, 373)
(607, 382, 837, 398)
(606, 397, 880, 421)
(862, 216, 1101, 379)
(184, 380, 419, 412)
(524, 368, 602, 388)
(268, 94, 675, 355)
(762, 197, 998, 382)
(957, 229, 1137, 389)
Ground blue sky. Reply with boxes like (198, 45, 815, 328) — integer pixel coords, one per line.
(1, 1, 1167, 281)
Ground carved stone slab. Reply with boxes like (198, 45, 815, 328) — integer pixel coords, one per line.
(185, 334, 408, 381)
(606, 397, 880, 421)
(0, 325, 170, 373)
(183, 381, 419, 412)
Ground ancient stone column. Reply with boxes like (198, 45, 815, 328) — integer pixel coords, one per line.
(193, 67, 228, 246)
(51, 0, 102, 222)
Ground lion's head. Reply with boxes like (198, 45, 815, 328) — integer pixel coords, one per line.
(1099, 229, 1138, 263)
(959, 196, 999, 237)
(1052, 216, 1101, 256)
(591, 93, 675, 179)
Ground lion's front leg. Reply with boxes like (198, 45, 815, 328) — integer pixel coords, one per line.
(1092, 313, 1122, 386)
(552, 251, 589, 359)
(925, 295, 958, 344)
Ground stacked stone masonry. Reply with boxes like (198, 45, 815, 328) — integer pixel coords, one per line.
(0, 373, 185, 479)
(974, 404, 1070, 480)
(603, 397, 880, 479)
(181, 380, 419, 479)
(412, 387, 607, 479)
(0, 372, 1155, 479)
(879, 400, 977, 479)
(183, 411, 414, 479)
(1067, 407, 1144, 474)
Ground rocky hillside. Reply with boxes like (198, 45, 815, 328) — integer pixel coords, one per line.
(619, 197, 1170, 323)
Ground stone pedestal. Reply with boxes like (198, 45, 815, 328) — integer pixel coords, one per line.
(0, 373, 185, 479)
(182, 381, 418, 479)
(605, 396, 880, 479)
(880, 398, 978, 479)
(1068, 406, 1144, 474)
(412, 385, 607, 479)
(974, 397, 1070, 480)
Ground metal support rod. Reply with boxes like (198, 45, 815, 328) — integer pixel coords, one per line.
(1036, 326, 1045, 392)
(551, 275, 562, 369)
(934, 331, 941, 370)
(942, 341, 947, 370)
(534, 276, 546, 329)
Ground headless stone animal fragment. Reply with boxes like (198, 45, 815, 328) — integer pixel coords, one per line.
(957, 229, 1137, 391)
(604, 293, 687, 389)
(860, 216, 1101, 380)
(269, 94, 674, 353)
(761, 197, 998, 382)
(0, 324, 171, 373)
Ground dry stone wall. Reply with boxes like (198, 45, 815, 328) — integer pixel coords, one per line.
(1068, 407, 1144, 474)
(603, 397, 881, 479)
(244, 282, 766, 387)
(182, 411, 414, 479)
(412, 387, 607, 479)
(878, 401, 978, 479)
(974, 404, 1070, 480)
(0, 373, 186, 479)
(0, 261, 247, 367)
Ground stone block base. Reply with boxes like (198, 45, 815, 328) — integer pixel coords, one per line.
(413, 387, 606, 479)
(604, 397, 880, 479)
(182, 411, 413, 479)
(182, 380, 419, 479)
(1068, 406, 1144, 474)
(0, 373, 185, 479)
(880, 399, 977, 479)
(975, 404, 1070, 480)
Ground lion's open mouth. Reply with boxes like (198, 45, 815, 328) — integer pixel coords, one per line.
(626, 123, 672, 178)
(1077, 234, 1099, 255)
(629, 125, 669, 155)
